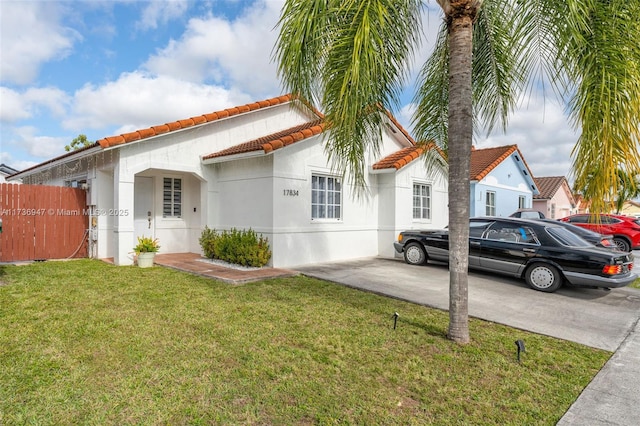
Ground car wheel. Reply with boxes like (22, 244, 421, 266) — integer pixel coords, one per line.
(404, 242, 427, 265)
(525, 263, 563, 292)
(613, 237, 630, 252)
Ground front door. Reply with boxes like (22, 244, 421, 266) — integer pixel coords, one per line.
(134, 176, 154, 241)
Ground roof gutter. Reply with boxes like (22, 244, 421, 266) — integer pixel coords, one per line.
(201, 150, 271, 165)
(369, 167, 397, 174)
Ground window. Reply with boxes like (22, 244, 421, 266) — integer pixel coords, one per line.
(485, 191, 496, 216)
(566, 215, 588, 223)
(163, 177, 182, 218)
(470, 220, 493, 238)
(311, 175, 341, 219)
(550, 203, 556, 219)
(547, 227, 592, 247)
(518, 196, 526, 209)
(484, 222, 538, 244)
(413, 183, 431, 220)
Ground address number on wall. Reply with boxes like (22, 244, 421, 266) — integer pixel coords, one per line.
(283, 189, 299, 196)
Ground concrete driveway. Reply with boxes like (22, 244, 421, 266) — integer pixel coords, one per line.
(296, 257, 640, 351)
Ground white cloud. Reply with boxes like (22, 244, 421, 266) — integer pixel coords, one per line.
(143, 0, 283, 97)
(395, 103, 417, 133)
(0, 87, 31, 122)
(0, 86, 69, 122)
(10, 126, 69, 159)
(0, 2, 80, 85)
(136, 0, 189, 31)
(63, 71, 251, 133)
(0, 149, 37, 172)
(476, 97, 578, 179)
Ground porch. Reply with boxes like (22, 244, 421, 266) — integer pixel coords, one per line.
(152, 253, 298, 284)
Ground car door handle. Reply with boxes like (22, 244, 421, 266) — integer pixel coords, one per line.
(522, 248, 536, 253)
(470, 241, 481, 246)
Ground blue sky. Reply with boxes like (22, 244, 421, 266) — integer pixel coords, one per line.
(1, 0, 577, 178)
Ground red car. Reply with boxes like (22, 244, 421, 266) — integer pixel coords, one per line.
(559, 214, 640, 252)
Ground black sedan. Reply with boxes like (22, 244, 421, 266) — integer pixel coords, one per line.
(393, 217, 636, 292)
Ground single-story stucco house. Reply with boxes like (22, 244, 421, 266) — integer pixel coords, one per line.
(9, 95, 449, 267)
(533, 176, 576, 219)
(0, 164, 20, 183)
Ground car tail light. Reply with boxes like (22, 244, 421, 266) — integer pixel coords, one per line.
(602, 264, 623, 275)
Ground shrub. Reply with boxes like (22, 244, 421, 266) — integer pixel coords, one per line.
(199, 227, 272, 267)
(133, 236, 160, 254)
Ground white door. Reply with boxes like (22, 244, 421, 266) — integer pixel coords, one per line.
(134, 176, 154, 241)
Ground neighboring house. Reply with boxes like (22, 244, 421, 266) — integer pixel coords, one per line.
(9, 95, 448, 267)
(0, 164, 19, 183)
(469, 145, 539, 217)
(533, 176, 576, 219)
(619, 200, 640, 217)
(573, 194, 590, 214)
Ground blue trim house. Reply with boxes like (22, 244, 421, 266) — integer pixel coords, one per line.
(469, 145, 539, 217)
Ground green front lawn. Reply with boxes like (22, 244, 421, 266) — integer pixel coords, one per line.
(0, 260, 609, 425)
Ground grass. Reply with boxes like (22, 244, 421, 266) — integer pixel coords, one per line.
(0, 260, 610, 425)
(631, 277, 640, 289)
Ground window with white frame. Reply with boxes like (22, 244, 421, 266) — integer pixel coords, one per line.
(163, 177, 182, 218)
(486, 191, 496, 216)
(518, 195, 527, 209)
(311, 174, 341, 219)
(413, 183, 431, 220)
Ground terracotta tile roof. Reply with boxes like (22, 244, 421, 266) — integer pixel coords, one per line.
(97, 94, 295, 148)
(202, 119, 325, 160)
(470, 144, 535, 181)
(372, 142, 443, 170)
(533, 176, 568, 200)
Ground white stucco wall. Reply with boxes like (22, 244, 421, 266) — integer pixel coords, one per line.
(376, 154, 449, 259)
(210, 134, 382, 268)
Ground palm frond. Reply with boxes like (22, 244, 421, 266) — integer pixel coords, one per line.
(412, 22, 449, 148)
(273, 0, 332, 106)
(472, 0, 525, 136)
(561, 0, 640, 213)
(276, 0, 424, 190)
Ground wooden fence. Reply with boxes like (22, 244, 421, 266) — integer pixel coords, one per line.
(0, 183, 88, 262)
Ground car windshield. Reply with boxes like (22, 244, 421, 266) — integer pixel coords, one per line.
(546, 226, 593, 247)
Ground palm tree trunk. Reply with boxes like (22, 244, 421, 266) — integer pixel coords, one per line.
(446, 8, 476, 344)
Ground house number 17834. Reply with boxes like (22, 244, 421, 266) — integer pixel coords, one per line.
(283, 189, 299, 196)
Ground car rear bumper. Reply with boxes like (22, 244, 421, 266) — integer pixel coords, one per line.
(563, 271, 638, 288)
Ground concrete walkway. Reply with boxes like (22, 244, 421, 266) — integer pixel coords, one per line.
(557, 318, 640, 425)
(153, 253, 298, 284)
